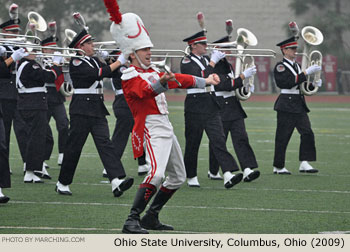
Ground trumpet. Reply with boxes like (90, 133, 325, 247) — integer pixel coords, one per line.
(297, 26, 324, 96)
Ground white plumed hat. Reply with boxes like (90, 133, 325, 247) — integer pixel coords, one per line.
(103, 0, 153, 57)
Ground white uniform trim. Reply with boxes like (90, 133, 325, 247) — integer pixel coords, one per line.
(16, 61, 47, 93)
(73, 80, 103, 94)
(187, 56, 213, 94)
(280, 61, 301, 95)
(215, 91, 235, 98)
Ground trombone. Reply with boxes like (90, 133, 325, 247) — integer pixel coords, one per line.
(94, 41, 189, 58)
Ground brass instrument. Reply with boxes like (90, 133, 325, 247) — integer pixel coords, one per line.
(298, 26, 324, 96)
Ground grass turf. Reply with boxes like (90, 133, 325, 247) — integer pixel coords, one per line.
(1, 96, 349, 234)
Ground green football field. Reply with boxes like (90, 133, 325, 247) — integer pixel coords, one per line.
(1, 95, 350, 234)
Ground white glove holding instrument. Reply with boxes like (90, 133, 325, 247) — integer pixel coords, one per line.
(210, 49, 225, 64)
(0, 46, 6, 56)
(97, 50, 109, 59)
(117, 53, 127, 65)
(11, 48, 29, 61)
(53, 51, 64, 64)
(242, 65, 257, 79)
(305, 64, 321, 75)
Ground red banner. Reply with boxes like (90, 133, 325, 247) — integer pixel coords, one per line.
(255, 56, 270, 92)
(323, 54, 337, 92)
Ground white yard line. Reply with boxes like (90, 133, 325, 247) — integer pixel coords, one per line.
(8, 200, 350, 215)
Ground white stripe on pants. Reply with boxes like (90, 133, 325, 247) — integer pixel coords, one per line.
(143, 114, 186, 190)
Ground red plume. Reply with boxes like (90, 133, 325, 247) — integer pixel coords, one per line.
(103, 0, 122, 24)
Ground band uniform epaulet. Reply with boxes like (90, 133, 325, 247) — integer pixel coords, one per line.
(121, 66, 139, 80)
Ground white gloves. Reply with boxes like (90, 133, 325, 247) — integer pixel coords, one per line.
(210, 49, 225, 64)
(53, 51, 64, 65)
(11, 48, 29, 61)
(313, 79, 322, 87)
(97, 50, 109, 59)
(305, 64, 321, 75)
(117, 53, 127, 65)
(242, 65, 257, 79)
(0, 46, 6, 56)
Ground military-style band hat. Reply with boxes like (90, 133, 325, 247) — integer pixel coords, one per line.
(41, 36, 59, 47)
(0, 19, 21, 31)
(183, 30, 207, 45)
(212, 35, 230, 44)
(276, 36, 298, 49)
(68, 29, 93, 48)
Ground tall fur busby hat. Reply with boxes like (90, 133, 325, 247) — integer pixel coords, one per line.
(103, 0, 153, 57)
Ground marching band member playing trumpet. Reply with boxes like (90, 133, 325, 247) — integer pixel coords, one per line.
(0, 47, 28, 204)
(208, 35, 260, 183)
(273, 36, 321, 175)
(180, 30, 243, 188)
(0, 5, 29, 175)
(41, 35, 69, 167)
(103, 0, 220, 233)
(55, 28, 134, 197)
(16, 45, 63, 183)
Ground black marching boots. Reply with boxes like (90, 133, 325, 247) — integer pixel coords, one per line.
(140, 187, 176, 230)
(122, 184, 156, 234)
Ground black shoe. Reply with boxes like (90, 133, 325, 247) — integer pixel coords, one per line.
(243, 170, 260, 182)
(102, 173, 108, 178)
(122, 218, 149, 234)
(55, 186, 72, 196)
(0, 196, 10, 204)
(140, 213, 174, 230)
(113, 178, 134, 198)
(224, 173, 243, 189)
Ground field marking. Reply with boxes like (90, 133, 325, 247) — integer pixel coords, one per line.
(8, 200, 350, 215)
(319, 231, 350, 234)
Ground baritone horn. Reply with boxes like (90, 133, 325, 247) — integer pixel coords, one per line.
(233, 28, 257, 101)
(299, 26, 323, 96)
(59, 29, 77, 97)
(25, 11, 47, 39)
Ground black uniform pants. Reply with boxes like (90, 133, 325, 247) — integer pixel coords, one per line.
(112, 108, 146, 166)
(0, 99, 28, 163)
(184, 111, 239, 178)
(58, 114, 126, 185)
(209, 118, 258, 174)
(0, 116, 10, 188)
(47, 103, 69, 154)
(273, 111, 316, 168)
(19, 110, 47, 171)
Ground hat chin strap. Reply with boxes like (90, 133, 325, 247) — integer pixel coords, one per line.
(133, 50, 151, 70)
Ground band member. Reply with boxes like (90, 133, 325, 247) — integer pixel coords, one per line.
(0, 47, 28, 204)
(41, 35, 69, 167)
(273, 36, 321, 174)
(108, 51, 148, 177)
(180, 30, 243, 188)
(55, 28, 134, 197)
(0, 7, 29, 173)
(209, 35, 260, 182)
(16, 44, 63, 183)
